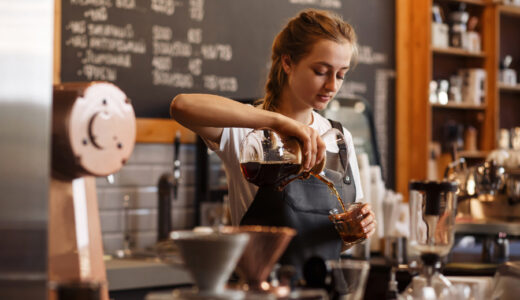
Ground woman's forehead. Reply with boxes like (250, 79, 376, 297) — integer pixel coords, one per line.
(303, 39, 353, 67)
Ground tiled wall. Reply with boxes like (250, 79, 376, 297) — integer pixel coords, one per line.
(95, 143, 198, 254)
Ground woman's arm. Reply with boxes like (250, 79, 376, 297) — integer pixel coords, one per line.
(170, 93, 325, 170)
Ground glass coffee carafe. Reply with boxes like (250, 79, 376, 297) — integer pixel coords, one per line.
(400, 180, 459, 300)
(239, 128, 347, 190)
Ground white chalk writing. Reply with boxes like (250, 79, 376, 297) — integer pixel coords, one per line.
(115, 0, 135, 9)
(66, 20, 86, 34)
(187, 28, 202, 44)
(66, 35, 88, 48)
(152, 70, 194, 88)
(90, 37, 146, 53)
(82, 49, 132, 67)
(201, 44, 232, 61)
(151, 56, 172, 71)
(203, 75, 238, 92)
(189, 0, 204, 21)
(151, 0, 175, 16)
(152, 25, 172, 41)
(71, 0, 113, 7)
(153, 41, 192, 57)
(188, 58, 202, 75)
(288, 0, 341, 8)
(84, 6, 108, 21)
(81, 64, 117, 81)
(66, 0, 238, 93)
(88, 23, 134, 39)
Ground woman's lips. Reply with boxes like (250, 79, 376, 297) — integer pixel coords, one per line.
(317, 94, 332, 102)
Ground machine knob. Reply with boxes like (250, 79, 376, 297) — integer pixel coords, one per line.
(52, 82, 136, 179)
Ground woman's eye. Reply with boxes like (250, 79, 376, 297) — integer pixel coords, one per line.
(337, 74, 346, 80)
(314, 70, 326, 76)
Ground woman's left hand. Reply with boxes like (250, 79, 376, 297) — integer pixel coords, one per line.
(359, 203, 376, 238)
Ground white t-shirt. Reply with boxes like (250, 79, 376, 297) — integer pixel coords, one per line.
(206, 110, 364, 225)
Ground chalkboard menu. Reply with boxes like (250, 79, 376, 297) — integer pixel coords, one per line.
(61, 0, 395, 182)
(61, 0, 394, 117)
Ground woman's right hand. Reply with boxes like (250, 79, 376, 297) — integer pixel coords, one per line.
(272, 115, 326, 172)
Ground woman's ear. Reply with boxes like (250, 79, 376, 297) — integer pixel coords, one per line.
(281, 54, 292, 74)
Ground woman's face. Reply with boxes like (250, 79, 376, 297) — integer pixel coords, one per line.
(283, 39, 353, 111)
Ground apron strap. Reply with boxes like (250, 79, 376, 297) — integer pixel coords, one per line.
(328, 119, 351, 185)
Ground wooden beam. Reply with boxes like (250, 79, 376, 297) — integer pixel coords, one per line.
(395, 0, 412, 198)
(396, 0, 431, 200)
(409, 0, 431, 183)
(136, 118, 196, 144)
(481, 4, 499, 151)
(54, 0, 61, 84)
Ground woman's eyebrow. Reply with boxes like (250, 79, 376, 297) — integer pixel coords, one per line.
(313, 61, 350, 70)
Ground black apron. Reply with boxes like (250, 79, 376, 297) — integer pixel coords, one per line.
(240, 120, 357, 280)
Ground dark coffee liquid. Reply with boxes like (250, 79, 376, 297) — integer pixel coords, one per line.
(328, 208, 366, 244)
(315, 174, 346, 212)
(240, 161, 301, 186)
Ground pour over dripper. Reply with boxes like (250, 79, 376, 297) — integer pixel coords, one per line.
(221, 226, 296, 292)
(170, 230, 249, 298)
(239, 128, 348, 189)
(401, 180, 459, 299)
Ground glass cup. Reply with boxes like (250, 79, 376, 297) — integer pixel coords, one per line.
(327, 259, 370, 300)
(328, 202, 366, 247)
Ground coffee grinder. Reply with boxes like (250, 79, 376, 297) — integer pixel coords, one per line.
(49, 82, 136, 300)
(400, 181, 459, 299)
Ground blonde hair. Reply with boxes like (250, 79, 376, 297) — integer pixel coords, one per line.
(260, 9, 358, 111)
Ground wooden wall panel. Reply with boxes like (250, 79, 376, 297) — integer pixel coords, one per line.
(136, 118, 195, 144)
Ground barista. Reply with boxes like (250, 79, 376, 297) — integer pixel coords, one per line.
(170, 9, 376, 279)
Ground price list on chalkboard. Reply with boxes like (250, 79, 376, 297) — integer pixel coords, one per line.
(61, 0, 247, 117)
(61, 0, 394, 117)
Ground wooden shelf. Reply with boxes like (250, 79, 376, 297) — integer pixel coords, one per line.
(432, 47, 486, 58)
(499, 82, 520, 92)
(431, 102, 487, 110)
(500, 4, 520, 17)
(437, 0, 487, 6)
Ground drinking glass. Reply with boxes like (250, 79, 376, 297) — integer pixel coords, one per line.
(328, 202, 366, 247)
(327, 259, 370, 300)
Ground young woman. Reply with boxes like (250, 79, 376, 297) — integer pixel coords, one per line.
(171, 9, 376, 280)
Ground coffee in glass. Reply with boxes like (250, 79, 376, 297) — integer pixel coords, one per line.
(328, 203, 366, 247)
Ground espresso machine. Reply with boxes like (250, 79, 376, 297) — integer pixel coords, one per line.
(49, 82, 136, 299)
(400, 180, 459, 299)
(446, 157, 520, 263)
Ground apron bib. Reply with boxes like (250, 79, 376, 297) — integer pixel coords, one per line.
(240, 120, 356, 280)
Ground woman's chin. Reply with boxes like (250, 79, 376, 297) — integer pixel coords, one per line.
(313, 102, 329, 111)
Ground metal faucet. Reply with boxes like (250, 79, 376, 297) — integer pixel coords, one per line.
(157, 131, 181, 242)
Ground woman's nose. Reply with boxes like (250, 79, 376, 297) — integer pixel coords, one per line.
(324, 75, 339, 92)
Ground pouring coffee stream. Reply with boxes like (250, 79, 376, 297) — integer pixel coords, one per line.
(239, 128, 348, 212)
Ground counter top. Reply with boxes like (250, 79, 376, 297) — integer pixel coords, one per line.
(105, 257, 192, 291)
(455, 220, 520, 236)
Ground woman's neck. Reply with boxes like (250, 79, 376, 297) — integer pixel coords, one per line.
(277, 92, 313, 125)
